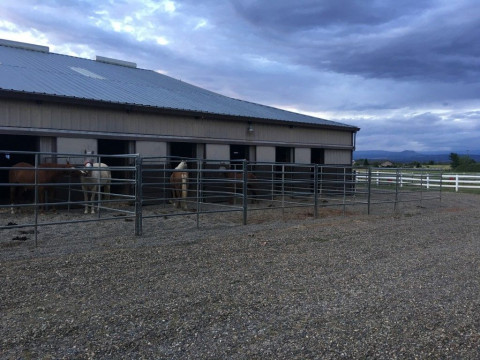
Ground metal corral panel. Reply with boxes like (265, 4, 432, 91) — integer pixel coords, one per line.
(0, 43, 358, 131)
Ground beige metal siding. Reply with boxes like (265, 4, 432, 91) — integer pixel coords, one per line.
(256, 146, 275, 162)
(325, 149, 352, 165)
(57, 137, 97, 164)
(1, 100, 354, 148)
(38, 137, 56, 162)
(294, 148, 310, 164)
(206, 144, 229, 160)
(136, 141, 167, 157)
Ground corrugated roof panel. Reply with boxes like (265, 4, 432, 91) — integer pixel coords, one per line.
(0, 43, 357, 130)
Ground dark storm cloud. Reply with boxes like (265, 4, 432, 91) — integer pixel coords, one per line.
(231, 0, 436, 30)
(232, 0, 480, 82)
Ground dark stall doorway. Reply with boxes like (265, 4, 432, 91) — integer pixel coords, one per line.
(275, 146, 293, 163)
(168, 142, 197, 203)
(0, 134, 38, 203)
(170, 142, 196, 159)
(311, 148, 325, 164)
(169, 142, 196, 167)
(97, 139, 134, 195)
(230, 145, 249, 161)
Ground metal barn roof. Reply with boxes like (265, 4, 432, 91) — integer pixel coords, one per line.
(0, 39, 358, 130)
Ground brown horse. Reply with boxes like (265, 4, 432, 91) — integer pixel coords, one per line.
(170, 160, 188, 210)
(220, 163, 258, 203)
(9, 162, 78, 213)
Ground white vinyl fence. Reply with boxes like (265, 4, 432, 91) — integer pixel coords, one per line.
(356, 169, 480, 192)
(441, 173, 480, 192)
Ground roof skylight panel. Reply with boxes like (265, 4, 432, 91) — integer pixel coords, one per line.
(70, 67, 106, 80)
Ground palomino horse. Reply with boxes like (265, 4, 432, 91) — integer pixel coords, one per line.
(220, 163, 258, 203)
(9, 162, 78, 214)
(80, 161, 112, 214)
(170, 160, 188, 210)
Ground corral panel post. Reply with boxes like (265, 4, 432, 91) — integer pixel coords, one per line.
(134, 155, 143, 236)
(394, 168, 399, 212)
(420, 170, 424, 205)
(314, 164, 318, 218)
(242, 159, 248, 225)
(367, 167, 372, 215)
(271, 163, 274, 201)
(319, 165, 323, 197)
(196, 159, 202, 229)
(440, 171, 443, 201)
(343, 167, 347, 216)
(97, 154, 102, 219)
(282, 164, 285, 218)
(34, 153, 39, 247)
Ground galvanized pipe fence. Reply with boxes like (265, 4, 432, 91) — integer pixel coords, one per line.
(1, 151, 443, 245)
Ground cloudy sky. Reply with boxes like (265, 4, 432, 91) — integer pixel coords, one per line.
(1, 0, 479, 152)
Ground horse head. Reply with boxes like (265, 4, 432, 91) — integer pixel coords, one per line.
(62, 161, 86, 177)
(219, 162, 229, 171)
(80, 160, 93, 176)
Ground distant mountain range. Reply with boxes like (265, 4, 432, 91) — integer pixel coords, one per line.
(353, 150, 480, 163)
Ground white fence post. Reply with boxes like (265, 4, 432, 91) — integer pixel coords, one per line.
(455, 174, 459, 192)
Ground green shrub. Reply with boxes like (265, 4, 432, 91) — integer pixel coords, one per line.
(454, 163, 480, 172)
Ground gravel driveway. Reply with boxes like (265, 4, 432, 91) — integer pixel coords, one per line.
(1, 192, 479, 359)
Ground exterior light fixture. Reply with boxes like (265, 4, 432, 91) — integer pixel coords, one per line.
(247, 122, 254, 133)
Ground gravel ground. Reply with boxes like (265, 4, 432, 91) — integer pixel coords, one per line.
(1, 192, 479, 359)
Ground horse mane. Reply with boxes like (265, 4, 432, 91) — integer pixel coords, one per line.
(174, 160, 188, 170)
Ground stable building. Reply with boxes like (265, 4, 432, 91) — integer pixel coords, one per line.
(0, 38, 359, 166)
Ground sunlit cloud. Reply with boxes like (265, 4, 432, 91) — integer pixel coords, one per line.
(162, 1, 176, 13)
(155, 36, 169, 46)
(194, 19, 208, 30)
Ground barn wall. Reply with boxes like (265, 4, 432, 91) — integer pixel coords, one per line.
(206, 144, 229, 160)
(39, 137, 57, 162)
(197, 144, 205, 159)
(325, 149, 351, 165)
(57, 137, 97, 164)
(136, 141, 167, 157)
(249, 145, 256, 162)
(256, 146, 275, 162)
(0, 100, 354, 149)
(294, 148, 310, 164)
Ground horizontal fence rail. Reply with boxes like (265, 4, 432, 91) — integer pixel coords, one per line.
(356, 169, 480, 192)
(441, 173, 480, 192)
(1, 151, 445, 246)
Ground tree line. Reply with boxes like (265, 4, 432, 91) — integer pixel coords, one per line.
(449, 153, 480, 172)
(355, 153, 480, 172)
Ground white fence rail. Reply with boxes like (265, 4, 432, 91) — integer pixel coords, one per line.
(441, 174, 480, 192)
(356, 169, 480, 192)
